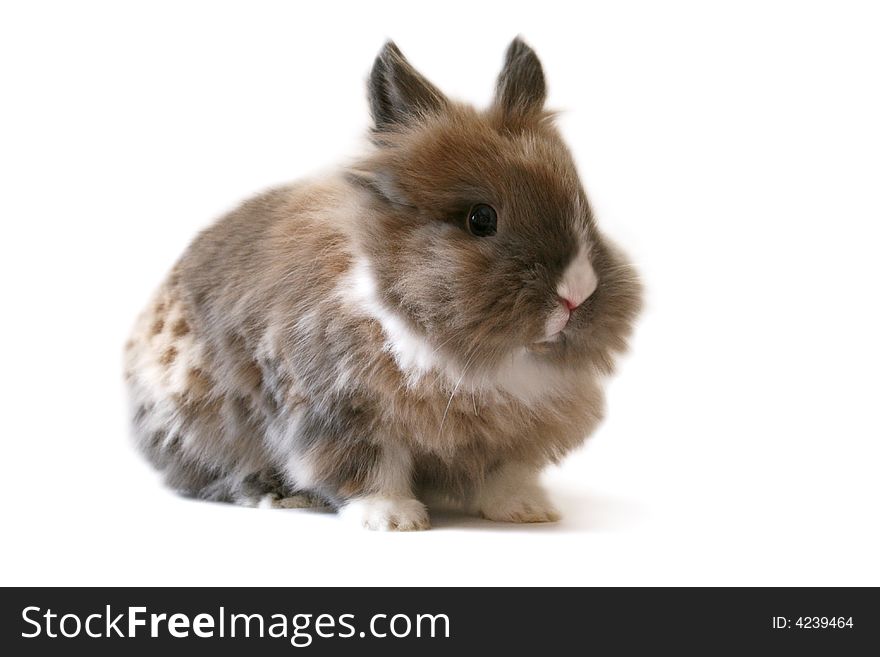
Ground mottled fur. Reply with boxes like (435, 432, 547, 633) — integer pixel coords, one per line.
(125, 39, 642, 529)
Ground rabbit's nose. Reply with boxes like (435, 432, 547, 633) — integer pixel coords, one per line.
(557, 246, 598, 310)
(561, 296, 580, 312)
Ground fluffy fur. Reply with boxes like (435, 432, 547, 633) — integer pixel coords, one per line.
(124, 38, 642, 530)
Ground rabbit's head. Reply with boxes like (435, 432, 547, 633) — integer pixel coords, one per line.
(349, 38, 641, 380)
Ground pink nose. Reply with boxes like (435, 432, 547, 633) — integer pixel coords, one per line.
(561, 296, 581, 312)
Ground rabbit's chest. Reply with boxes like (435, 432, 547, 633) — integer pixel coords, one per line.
(385, 377, 591, 463)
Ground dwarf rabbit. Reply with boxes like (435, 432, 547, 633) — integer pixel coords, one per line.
(124, 38, 642, 530)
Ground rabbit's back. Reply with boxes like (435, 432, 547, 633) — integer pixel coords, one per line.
(123, 180, 354, 504)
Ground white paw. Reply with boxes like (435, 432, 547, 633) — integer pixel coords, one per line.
(478, 488, 560, 523)
(340, 496, 430, 531)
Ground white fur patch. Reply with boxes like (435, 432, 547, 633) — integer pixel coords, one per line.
(265, 406, 309, 482)
(557, 243, 598, 310)
(257, 494, 278, 509)
(284, 451, 317, 490)
(340, 256, 574, 404)
(340, 496, 430, 531)
(341, 257, 440, 385)
(540, 242, 598, 341)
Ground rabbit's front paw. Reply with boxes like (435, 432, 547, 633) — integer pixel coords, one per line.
(478, 488, 560, 524)
(340, 496, 430, 531)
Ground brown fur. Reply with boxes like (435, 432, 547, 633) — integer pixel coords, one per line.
(124, 38, 642, 526)
(171, 318, 190, 337)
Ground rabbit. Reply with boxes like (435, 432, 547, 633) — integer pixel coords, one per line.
(124, 37, 642, 530)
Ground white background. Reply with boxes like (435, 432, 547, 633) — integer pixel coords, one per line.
(2, 1, 878, 586)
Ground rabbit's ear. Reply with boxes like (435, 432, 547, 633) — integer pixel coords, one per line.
(494, 37, 547, 121)
(369, 41, 448, 132)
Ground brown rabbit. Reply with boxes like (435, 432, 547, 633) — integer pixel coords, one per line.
(124, 38, 642, 530)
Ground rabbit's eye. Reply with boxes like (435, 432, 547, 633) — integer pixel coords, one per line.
(467, 204, 497, 237)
